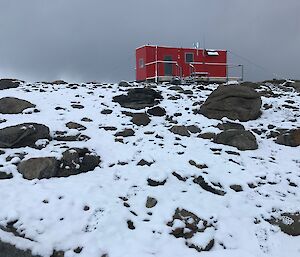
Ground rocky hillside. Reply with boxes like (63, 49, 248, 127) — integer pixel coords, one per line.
(0, 78, 299, 257)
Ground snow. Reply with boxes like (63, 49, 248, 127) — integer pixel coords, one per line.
(0, 81, 299, 257)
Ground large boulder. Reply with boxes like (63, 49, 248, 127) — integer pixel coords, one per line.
(0, 123, 50, 148)
(18, 157, 59, 180)
(275, 129, 300, 147)
(0, 79, 21, 90)
(199, 85, 262, 121)
(0, 97, 35, 114)
(17, 148, 101, 180)
(214, 129, 258, 150)
(113, 88, 162, 110)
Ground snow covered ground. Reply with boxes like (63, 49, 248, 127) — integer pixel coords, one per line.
(0, 81, 299, 257)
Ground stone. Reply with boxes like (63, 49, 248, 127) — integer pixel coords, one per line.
(118, 81, 131, 87)
(115, 129, 135, 137)
(101, 109, 113, 114)
(57, 148, 100, 177)
(193, 176, 226, 196)
(146, 197, 158, 208)
(0, 240, 42, 257)
(18, 157, 59, 180)
(214, 129, 258, 150)
(137, 159, 154, 166)
(275, 129, 300, 147)
(216, 121, 245, 131)
(0, 79, 21, 90)
(0, 97, 35, 114)
(269, 212, 300, 236)
(147, 106, 166, 116)
(113, 88, 162, 110)
(230, 184, 243, 192)
(147, 178, 167, 187)
(187, 125, 201, 133)
(66, 122, 86, 131)
(197, 132, 216, 140)
(199, 85, 262, 121)
(131, 113, 151, 126)
(0, 123, 50, 148)
(0, 172, 13, 180)
(169, 126, 190, 137)
(167, 208, 215, 252)
(240, 81, 261, 89)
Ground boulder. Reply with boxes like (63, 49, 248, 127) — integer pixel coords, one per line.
(113, 88, 162, 110)
(147, 106, 166, 116)
(169, 125, 190, 137)
(199, 85, 262, 121)
(275, 129, 300, 147)
(17, 148, 101, 179)
(0, 123, 50, 148)
(214, 129, 258, 150)
(0, 79, 21, 90)
(0, 97, 35, 114)
(131, 113, 151, 126)
(216, 121, 245, 131)
(0, 240, 42, 257)
(18, 157, 59, 180)
(269, 212, 300, 236)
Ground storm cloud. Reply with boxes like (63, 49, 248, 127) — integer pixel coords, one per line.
(0, 0, 299, 82)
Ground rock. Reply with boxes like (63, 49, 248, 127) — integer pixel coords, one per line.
(113, 88, 162, 109)
(71, 104, 84, 109)
(197, 132, 216, 140)
(199, 85, 262, 121)
(118, 81, 131, 87)
(285, 81, 300, 92)
(167, 208, 215, 252)
(17, 148, 100, 179)
(230, 184, 243, 192)
(169, 126, 190, 137)
(269, 212, 300, 236)
(216, 121, 245, 131)
(168, 85, 183, 91)
(147, 106, 166, 116)
(18, 157, 59, 180)
(0, 123, 50, 148)
(131, 113, 151, 126)
(187, 125, 201, 133)
(0, 79, 21, 90)
(147, 178, 167, 187)
(0, 172, 13, 180)
(137, 159, 154, 166)
(214, 129, 258, 150)
(66, 122, 86, 131)
(0, 240, 42, 257)
(101, 109, 113, 114)
(115, 129, 135, 137)
(275, 129, 300, 147)
(193, 176, 226, 196)
(170, 77, 182, 85)
(0, 97, 35, 114)
(146, 197, 158, 208)
(58, 148, 100, 177)
(240, 81, 261, 89)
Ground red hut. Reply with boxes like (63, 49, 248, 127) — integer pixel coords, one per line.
(136, 45, 241, 82)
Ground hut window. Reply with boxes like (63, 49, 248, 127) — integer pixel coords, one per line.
(206, 50, 219, 56)
(185, 53, 194, 63)
(139, 58, 144, 68)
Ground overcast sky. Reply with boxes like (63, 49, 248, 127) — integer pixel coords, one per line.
(0, 0, 299, 83)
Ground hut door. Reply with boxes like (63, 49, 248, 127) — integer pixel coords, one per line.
(164, 56, 173, 76)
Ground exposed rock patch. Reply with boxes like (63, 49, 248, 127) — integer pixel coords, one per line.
(147, 106, 166, 116)
(268, 212, 300, 236)
(169, 125, 190, 137)
(275, 129, 300, 147)
(113, 88, 162, 109)
(0, 79, 21, 90)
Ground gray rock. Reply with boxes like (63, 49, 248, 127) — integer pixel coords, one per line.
(216, 121, 245, 131)
(18, 157, 59, 180)
(0, 97, 35, 114)
(269, 212, 300, 236)
(147, 106, 166, 116)
(131, 113, 151, 126)
(275, 129, 300, 147)
(146, 197, 158, 208)
(170, 126, 190, 137)
(0, 123, 50, 148)
(113, 88, 162, 110)
(187, 125, 201, 133)
(65, 122, 86, 131)
(0, 240, 42, 257)
(214, 129, 258, 150)
(199, 85, 262, 121)
(0, 79, 21, 90)
(115, 129, 135, 137)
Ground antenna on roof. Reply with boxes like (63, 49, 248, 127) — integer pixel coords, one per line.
(193, 42, 200, 55)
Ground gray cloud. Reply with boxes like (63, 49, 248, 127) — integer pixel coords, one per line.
(0, 0, 299, 82)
